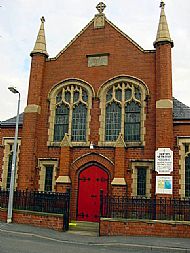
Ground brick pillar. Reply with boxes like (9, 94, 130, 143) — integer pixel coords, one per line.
(18, 54, 46, 190)
(155, 44, 173, 149)
(56, 134, 72, 193)
(155, 42, 174, 198)
(111, 134, 127, 197)
(89, 97, 100, 146)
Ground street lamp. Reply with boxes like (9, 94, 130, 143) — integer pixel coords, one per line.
(7, 86, 20, 223)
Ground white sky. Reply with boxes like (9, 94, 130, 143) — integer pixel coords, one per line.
(0, 0, 189, 121)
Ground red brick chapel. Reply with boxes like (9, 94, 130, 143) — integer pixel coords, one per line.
(1, 1, 190, 222)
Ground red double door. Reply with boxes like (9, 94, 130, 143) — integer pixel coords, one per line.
(77, 165, 108, 222)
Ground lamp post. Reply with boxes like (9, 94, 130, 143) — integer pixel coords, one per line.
(7, 87, 20, 223)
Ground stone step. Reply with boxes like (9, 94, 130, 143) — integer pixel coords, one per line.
(69, 221, 99, 233)
(67, 230, 98, 236)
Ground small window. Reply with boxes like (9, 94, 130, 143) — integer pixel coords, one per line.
(6, 152, 13, 190)
(137, 168, 147, 196)
(185, 155, 190, 197)
(44, 166, 53, 192)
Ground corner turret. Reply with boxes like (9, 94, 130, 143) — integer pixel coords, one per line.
(30, 16, 49, 57)
(154, 1, 173, 48)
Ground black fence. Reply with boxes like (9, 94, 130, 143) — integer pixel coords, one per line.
(0, 190, 70, 230)
(100, 195, 190, 221)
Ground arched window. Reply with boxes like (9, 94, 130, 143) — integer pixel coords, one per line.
(48, 80, 94, 145)
(54, 103, 69, 142)
(71, 103, 87, 142)
(105, 102, 121, 141)
(185, 155, 190, 197)
(125, 101, 141, 141)
(98, 76, 149, 146)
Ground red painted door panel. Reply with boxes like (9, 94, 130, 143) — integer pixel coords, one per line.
(77, 165, 108, 222)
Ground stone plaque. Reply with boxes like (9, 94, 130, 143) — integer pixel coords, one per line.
(94, 14, 105, 29)
(88, 55, 108, 67)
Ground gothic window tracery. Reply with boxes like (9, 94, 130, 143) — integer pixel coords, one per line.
(54, 85, 89, 142)
(104, 82, 143, 143)
(48, 80, 93, 145)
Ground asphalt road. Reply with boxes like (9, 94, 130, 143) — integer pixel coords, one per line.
(0, 231, 189, 253)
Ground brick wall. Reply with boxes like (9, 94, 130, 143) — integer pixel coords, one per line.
(0, 208, 7, 222)
(0, 208, 64, 231)
(100, 218, 190, 238)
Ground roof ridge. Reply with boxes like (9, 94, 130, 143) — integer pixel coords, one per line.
(0, 113, 24, 125)
(173, 97, 190, 120)
(173, 97, 190, 109)
(105, 18, 145, 52)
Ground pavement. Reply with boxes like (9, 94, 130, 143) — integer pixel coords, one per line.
(0, 221, 190, 252)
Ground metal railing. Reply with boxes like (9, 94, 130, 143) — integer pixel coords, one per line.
(100, 195, 190, 221)
(0, 190, 70, 230)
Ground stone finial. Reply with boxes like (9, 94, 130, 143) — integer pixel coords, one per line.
(115, 133, 126, 148)
(160, 0, 165, 8)
(96, 2, 106, 14)
(41, 16, 45, 23)
(30, 16, 49, 57)
(60, 133, 72, 147)
(94, 2, 106, 29)
(153, 1, 174, 48)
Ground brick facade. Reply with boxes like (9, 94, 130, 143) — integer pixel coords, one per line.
(1, 4, 190, 229)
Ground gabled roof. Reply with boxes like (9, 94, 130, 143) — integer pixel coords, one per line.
(0, 113, 23, 127)
(173, 98, 190, 120)
(47, 17, 155, 61)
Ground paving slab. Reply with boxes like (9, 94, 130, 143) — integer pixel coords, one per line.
(0, 221, 190, 252)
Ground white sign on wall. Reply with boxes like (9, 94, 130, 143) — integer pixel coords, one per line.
(155, 148, 173, 174)
(156, 176, 173, 194)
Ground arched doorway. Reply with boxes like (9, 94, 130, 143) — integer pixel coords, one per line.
(77, 165, 108, 222)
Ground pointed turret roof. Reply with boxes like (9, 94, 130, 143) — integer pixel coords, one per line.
(30, 16, 49, 57)
(154, 1, 173, 48)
